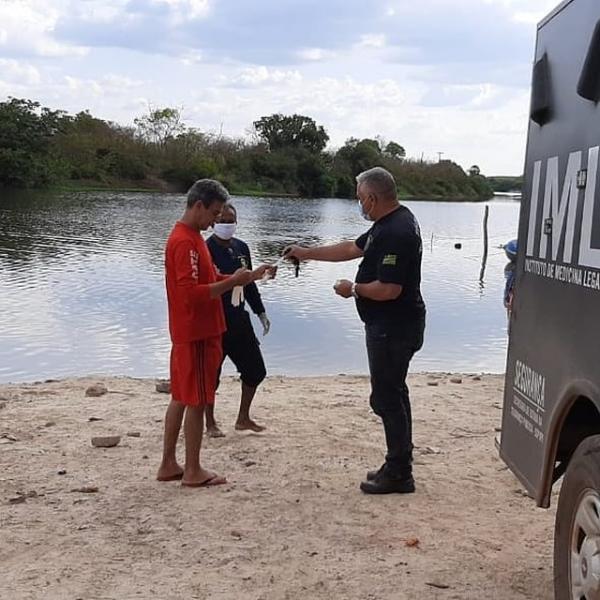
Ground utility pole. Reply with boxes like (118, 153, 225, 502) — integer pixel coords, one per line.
(437, 151, 444, 162)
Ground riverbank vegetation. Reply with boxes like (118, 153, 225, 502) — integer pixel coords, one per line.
(0, 97, 495, 200)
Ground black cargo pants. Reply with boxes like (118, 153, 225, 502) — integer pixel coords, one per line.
(365, 318, 425, 479)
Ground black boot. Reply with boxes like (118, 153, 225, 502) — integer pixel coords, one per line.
(360, 475, 415, 494)
(366, 464, 385, 481)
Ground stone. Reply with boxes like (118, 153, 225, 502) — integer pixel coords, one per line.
(450, 377, 463, 384)
(426, 381, 439, 387)
(57, 469, 67, 475)
(70, 486, 99, 494)
(155, 380, 171, 394)
(85, 384, 108, 398)
(426, 581, 450, 590)
(88, 417, 103, 422)
(8, 495, 26, 505)
(44, 421, 56, 428)
(91, 436, 121, 448)
(126, 431, 141, 438)
(472, 376, 482, 381)
(0, 401, 7, 410)
(244, 460, 256, 467)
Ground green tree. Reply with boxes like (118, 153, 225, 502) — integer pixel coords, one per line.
(0, 98, 68, 187)
(384, 141, 406, 160)
(253, 114, 329, 154)
(134, 107, 185, 146)
(335, 138, 383, 179)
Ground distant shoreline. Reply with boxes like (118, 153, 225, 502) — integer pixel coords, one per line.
(40, 181, 498, 202)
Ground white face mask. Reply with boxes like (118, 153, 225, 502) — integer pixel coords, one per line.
(213, 223, 237, 240)
(358, 198, 373, 221)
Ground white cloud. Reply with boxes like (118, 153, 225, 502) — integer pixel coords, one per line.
(0, 0, 552, 174)
(0, 0, 87, 58)
(158, 0, 211, 20)
(181, 50, 204, 66)
(64, 74, 144, 97)
(296, 48, 336, 62)
(357, 34, 387, 50)
(219, 66, 302, 88)
(0, 59, 41, 86)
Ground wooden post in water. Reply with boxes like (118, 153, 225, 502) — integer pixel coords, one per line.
(479, 205, 490, 282)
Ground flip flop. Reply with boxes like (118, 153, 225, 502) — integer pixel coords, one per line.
(157, 472, 184, 482)
(181, 475, 227, 488)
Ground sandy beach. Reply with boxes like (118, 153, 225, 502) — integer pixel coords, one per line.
(0, 373, 556, 599)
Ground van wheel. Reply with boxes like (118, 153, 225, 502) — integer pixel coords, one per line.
(555, 435, 600, 600)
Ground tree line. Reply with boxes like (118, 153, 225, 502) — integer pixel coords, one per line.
(0, 97, 494, 200)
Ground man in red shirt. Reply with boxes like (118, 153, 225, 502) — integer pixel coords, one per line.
(157, 179, 271, 487)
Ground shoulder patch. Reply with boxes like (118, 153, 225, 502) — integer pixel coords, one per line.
(382, 254, 397, 266)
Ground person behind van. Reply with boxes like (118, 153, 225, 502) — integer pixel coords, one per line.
(205, 203, 271, 436)
(503, 239, 518, 319)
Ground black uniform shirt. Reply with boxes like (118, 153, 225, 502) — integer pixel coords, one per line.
(206, 235, 265, 330)
(354, 205, 426, 332)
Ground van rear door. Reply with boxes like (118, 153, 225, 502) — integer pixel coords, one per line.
(500, 0, 600, 506)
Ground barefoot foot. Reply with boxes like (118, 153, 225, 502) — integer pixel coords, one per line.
(235, 419, 265, 433)
(206, 425, 226, 438)
(181, 467, 227, 487)
(156, 461, 184, 482)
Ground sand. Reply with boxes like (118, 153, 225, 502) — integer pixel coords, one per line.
(0, 374, 556, 600)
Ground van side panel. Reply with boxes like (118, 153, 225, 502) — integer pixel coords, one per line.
(500, 0, 600, 503)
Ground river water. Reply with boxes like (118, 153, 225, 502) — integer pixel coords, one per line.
(0, 191, 519, 382)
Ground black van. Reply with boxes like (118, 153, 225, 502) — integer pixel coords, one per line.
(500, 1, 600, 597)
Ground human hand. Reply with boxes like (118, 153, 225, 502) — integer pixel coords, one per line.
(230, 267, 253, 287)
(333, 279, 353, 298)
(252, 264, 277, 282)
(282, 245, 309, 261)
(258, 313, 271, 336)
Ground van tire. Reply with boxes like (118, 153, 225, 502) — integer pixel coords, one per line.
(555, 434, 600, 600)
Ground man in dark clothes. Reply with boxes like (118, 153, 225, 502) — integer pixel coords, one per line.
(206, 203, 271, 436)
(284, 167, 426, 494)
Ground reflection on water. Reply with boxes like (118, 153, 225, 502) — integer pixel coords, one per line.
(0, 190, 519, 382)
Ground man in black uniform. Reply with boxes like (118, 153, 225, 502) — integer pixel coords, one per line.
(206, 203, 270, 436)
(284, 167, 425, 494)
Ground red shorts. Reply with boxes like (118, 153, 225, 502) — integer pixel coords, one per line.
(170, 336, 223, 406)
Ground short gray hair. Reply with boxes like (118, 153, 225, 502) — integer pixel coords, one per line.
(356, 167, 397, 200)
(186, 179, 230, 209)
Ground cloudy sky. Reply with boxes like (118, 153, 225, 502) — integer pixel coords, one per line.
(0, 0, 560, 175)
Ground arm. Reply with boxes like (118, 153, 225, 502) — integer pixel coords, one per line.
(242, 244, 266, 315)
(284, 241, 363, 263)
(334, 235, 413, 301)
(354, 281, 403, 301)
(208, 274, 248, 299)
(333, 279, 403, 301)
(172, 241, 251, 302)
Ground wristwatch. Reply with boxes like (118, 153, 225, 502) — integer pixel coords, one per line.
(351, 283, 359, 299)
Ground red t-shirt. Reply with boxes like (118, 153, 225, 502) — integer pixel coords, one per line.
(165, 222, 226, 343)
